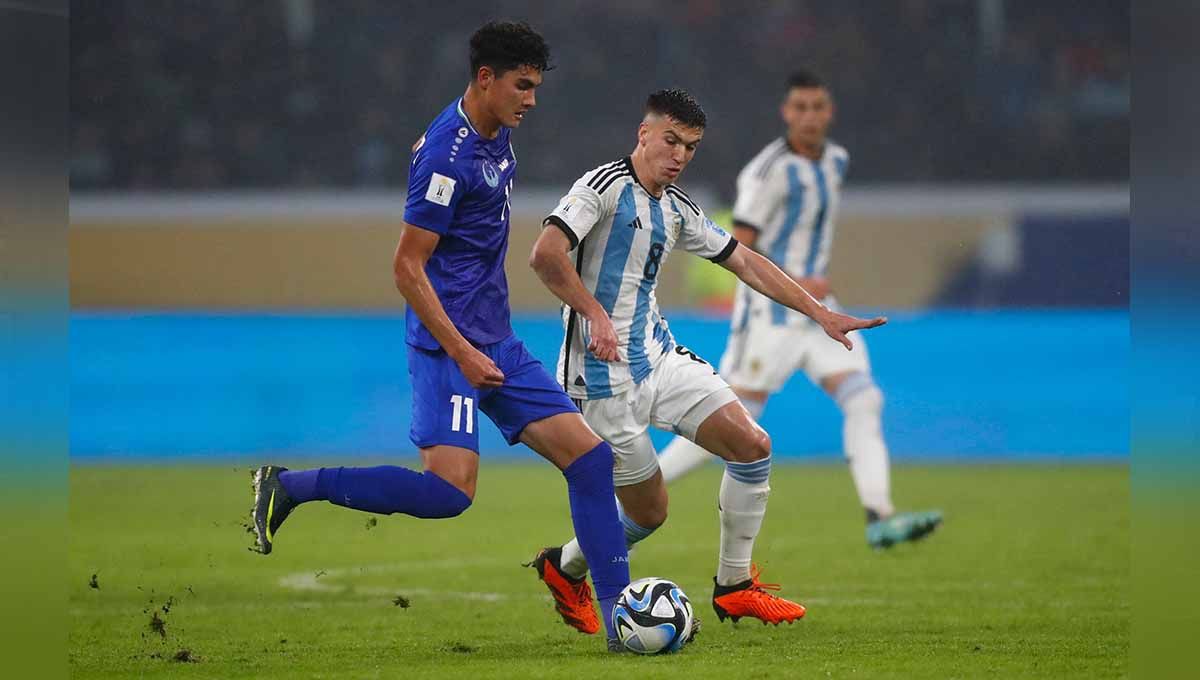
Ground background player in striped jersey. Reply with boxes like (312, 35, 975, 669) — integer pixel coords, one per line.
(657, 69, 943, 549)
(525, 89, 886, 630)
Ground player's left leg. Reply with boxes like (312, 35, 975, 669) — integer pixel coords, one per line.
(657, 320, 799, 483)
(249, 343, 485, 554)
(250, 453, 478, 555)
(686, 401, 805, 625)
(653, 345, 805, 625)
(812, 331, 942, 548)
(657, 387, 769, 482)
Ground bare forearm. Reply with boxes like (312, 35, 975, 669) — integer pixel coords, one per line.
(531, 251, 606, 320)
(394, 261, 472, 358)
(724, 247, 827, 320)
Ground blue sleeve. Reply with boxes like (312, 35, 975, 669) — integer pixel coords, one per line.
(404, 140, 469, 235)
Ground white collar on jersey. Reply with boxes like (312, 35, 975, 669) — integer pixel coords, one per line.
(456, 98, 479, 137)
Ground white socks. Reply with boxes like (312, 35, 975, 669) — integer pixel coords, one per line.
(658, 397, 765, 483)
(836, 373, 894, 519)
(717, 456, 771, 586)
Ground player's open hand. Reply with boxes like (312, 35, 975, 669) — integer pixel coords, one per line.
(584, 310, 621, 363)
(455, 347, 505, 389)
(818, 309, 887, 351)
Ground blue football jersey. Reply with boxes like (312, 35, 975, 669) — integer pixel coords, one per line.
(404, 97, 518, 350)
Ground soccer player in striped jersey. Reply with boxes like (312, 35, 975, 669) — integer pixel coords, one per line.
(657, 69, 943, 549)
(248, 21, 633, 651)
(526, 88, 885, 629)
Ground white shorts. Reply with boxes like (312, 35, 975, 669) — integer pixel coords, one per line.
(718, 301, 871, 394)
(580, 344, 737, 487)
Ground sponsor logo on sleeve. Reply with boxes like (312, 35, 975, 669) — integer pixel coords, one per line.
(425, 172, 456, 206)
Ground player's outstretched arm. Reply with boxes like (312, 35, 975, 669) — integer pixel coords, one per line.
(529, 224, 621, 362)
(719, 244, 886, 350)
(733, 221, 829, 299)
(394, 222, 504, 388)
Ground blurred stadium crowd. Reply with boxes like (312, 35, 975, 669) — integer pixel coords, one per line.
(71, 0, 1128, 195)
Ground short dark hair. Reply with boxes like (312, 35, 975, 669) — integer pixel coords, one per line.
(469, 21, 553, 78)
(786, 68, 826, 91)
(645, 88, 707, 129)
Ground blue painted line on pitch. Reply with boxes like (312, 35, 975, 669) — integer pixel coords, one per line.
(69, 308, 1129, 459)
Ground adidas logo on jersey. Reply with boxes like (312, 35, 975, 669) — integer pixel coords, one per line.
(628, 217, 644, 230)
(574, 376, 587, 387)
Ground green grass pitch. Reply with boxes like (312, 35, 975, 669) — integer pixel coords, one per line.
(70, 462, 1127, 678)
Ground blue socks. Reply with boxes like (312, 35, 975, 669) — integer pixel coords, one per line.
(278, 466, 471, 518)
(562, 441, 630, 640)
(276, 446, 631, 642)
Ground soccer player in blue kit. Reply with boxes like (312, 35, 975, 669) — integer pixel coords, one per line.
(249, 21, 633, 649)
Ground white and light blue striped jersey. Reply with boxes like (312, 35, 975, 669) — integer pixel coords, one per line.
(545, 157, 738, 399)
(729, 138, 849, 329)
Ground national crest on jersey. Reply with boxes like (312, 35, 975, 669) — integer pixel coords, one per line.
(545, 158, 737, 399)
(729, 138, 849, 329)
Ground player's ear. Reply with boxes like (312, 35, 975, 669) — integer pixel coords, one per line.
(475, 65, 495, 91)
(637, 121, 649, 146)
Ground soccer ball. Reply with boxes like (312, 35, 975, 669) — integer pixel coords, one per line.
(612, 577, 695, 654)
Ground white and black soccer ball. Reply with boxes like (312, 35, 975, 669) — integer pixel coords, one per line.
(612, 577, 695, 654)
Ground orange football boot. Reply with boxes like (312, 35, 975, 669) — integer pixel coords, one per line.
(526, 546, 601, 634)
(711, 564, 806, 625)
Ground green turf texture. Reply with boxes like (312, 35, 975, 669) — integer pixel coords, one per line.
(70, 462, 1127, 678)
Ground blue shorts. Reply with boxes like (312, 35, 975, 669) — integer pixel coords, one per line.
(408, 333, 578, 452)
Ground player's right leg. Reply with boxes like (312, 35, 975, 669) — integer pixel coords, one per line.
(480, 335, 629, 648)
(805, 313, 942, 549)
(819, 368, 942, 548)
(249, 344, 479, 554)
(518, 413, 630, 648)
(522, 386, 661, 640)
(527, 468, 666, 636)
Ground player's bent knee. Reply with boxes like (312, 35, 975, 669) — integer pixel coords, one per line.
(722, 428, 771, 464)
(748, 429, 772, 462)
(414, 490, 472, 519)
(834, 372, 883, 414)
(638, 503, 668, 530)
(442, 493, 473, 518)
(408, 471, 475, 518)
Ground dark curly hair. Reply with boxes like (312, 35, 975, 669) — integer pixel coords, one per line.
(469, 20, 553, 77)
(645, 88, 707, 129)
